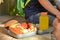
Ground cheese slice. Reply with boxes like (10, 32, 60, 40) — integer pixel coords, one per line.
(10, 23, 18, 28)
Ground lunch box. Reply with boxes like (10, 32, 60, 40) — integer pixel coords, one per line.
(0, 24, 54, 38)
(4, 28, 37, 39)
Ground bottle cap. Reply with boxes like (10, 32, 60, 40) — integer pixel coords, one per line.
(41, 12, 47, 15)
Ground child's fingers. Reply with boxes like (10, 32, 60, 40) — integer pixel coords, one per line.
(53, 18, 60, 30)
(53, 18, 58, 27)
(56, 23, 60, 30)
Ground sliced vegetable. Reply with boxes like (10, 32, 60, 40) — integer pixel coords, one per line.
(21, 22, 28, 29)
(27, 23, 31, 28)
(9, 27, 23, 34)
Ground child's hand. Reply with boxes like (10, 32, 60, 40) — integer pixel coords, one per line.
(53, 18, 60, 40)
(53, 18, 60, 30)
(56, 13, 60, 20)
(53, 18, 58, 28)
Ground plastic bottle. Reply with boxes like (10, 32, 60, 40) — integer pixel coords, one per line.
(39, 12, 49, 30)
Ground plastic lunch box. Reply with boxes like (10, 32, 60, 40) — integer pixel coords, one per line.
(4, 28, 37, 39)
(0, 24, 37, 38)
(3, 24, 54, 39)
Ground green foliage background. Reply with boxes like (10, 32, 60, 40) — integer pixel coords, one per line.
(9, 0, 25, 17)
(9, 0, 54, 17)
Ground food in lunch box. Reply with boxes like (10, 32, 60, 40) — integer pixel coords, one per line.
(9, 26, 23, 34)
(21, 22, 28, 29)
(5, 20, 37, 34)
(5, 20, 18, 27)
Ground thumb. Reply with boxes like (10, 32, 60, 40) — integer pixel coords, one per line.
(56, 23, 60, 30)
(57, 18, 60, 23)
(56, 16, 60, 21)
(53, 18, 58, 27)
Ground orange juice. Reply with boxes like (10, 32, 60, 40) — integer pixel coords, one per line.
(39, 12, 49, 30)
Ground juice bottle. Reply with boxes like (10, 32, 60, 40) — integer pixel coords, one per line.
(39, 12, 49, 30)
